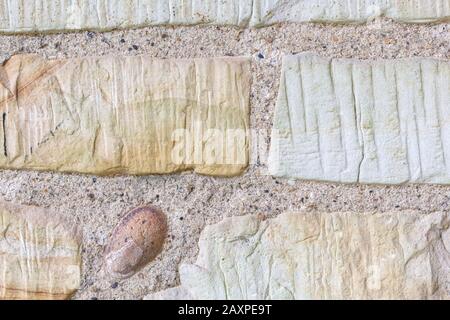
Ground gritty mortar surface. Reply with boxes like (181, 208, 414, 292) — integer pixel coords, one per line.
(0, 19, 448, 300)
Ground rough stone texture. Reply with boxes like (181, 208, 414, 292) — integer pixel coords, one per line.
(0, 54, 250, 176)
(0, 21, 447, 300)
(0, 0, 448, 34)
(269, 53, 450, 184)
(0, 201, 81, 300)
(104, 206, 168, 280)
(147, 211, 450, 300)
(252, 0, 450, 26)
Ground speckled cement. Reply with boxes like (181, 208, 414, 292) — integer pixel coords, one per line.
(0, 19, 448, 300)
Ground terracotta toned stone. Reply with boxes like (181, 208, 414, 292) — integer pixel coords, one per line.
(269, 53, 450, 184)
(105, 206, 168, 279)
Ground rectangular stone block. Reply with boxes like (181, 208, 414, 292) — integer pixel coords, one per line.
(269, 53, 450, 184)
(251, 0, 450, 26)
(0, 0, 447, 33)
(147, 211, 450, 300)
(0, 201, 81, 300)
(0, 0, 254, 33)
(0, 55, 250, 176)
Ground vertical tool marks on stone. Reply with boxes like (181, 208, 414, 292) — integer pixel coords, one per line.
(0, 0, 253, 32)
(251, 0, 450, 25)
(0, 0, 448, 33)
(0, 54, 250, 176)
(0, 201, 81, 300)
(269, 54, 450, 184)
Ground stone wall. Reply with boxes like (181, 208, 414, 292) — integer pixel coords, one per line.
(0, 0, 449, 300)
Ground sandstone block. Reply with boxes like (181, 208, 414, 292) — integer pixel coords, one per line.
(0, 54, 250, 176)
(147, 211, 450, 300)
(269, 53, 450, 184)
(0, 201, 81, 300)
(251, 0, 450, 26)
(105, 206, 168, 279)
(0, 0, 447, 33)
(0, 0, 253, 33)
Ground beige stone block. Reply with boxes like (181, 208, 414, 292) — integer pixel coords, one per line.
(0, 0, 447, 34)
(147, 211, 450, 300)
(251, 0, 450, 26)
(269, 53, 450, 184)
(0, 201, 81, 300)
(0, 0, 254, 33)
(0, 54, 250, 176)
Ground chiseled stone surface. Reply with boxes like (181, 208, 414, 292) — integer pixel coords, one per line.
(0, 201, 81, 300)
(0, 0, 254, 32)
(251, 0, 450, 26)
(0, 0, 448, 33)
(146, 211, 450, 300)
(269, 53, 450, 184)
(0, 54, 250, 176)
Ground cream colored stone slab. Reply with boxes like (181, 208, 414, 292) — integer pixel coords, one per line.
(0, 0, 254, 33)
(268, 53, 450, 184)
(147, 211, 450, 300)
(0, 54, 250, 176)
(0, 201, 81, 300)
(145, 286, 193, 300)
(0, 0, 447, 33)
(251, 0, 450, 25)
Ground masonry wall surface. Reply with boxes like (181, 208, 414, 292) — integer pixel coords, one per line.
(0, 3, 448, 300)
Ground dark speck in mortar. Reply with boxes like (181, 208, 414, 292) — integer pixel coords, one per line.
(101, 37, 110, 45)
(161, 33, 168, 39)
(257, 53, 264, 59)
(120, 38, 125, 43)
(132, 45, 139, 50)
(86, 31, 95, 39)
(111, 282, 118, 289)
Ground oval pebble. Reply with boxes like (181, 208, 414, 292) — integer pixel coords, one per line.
(104, 206, 168, 279)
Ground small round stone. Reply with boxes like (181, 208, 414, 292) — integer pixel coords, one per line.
(104, 206, 168, 279)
